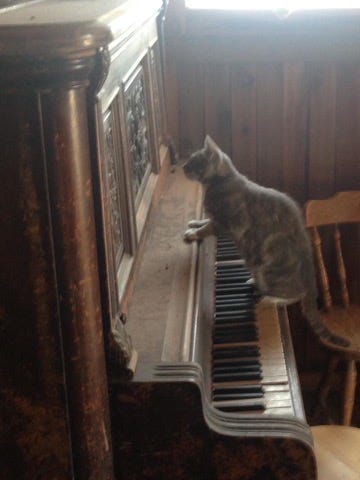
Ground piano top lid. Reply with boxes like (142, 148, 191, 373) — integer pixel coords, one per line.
(0, 0, 163, 57)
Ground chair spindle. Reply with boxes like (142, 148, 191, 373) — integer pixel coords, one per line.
(334, 224, 350, 308)
(312, 226, 332, 310)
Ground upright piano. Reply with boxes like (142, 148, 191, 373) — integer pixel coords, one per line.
(0, 0, 316, 479)
(111, 166, 316, 479)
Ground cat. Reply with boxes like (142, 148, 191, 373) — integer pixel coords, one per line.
(183, 134, 349, 348)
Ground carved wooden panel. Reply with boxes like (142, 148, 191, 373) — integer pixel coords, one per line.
(150, 42, 166, 147)
(149, 46, 162, 150)
(103, 109, 125, 266)
(123, 66, 153, 206)
(100, 104, 134, 369)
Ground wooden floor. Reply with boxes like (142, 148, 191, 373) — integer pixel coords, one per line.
(312, 425, 360, 480)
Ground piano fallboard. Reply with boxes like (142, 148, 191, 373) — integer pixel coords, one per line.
(111, 167, 316, 480)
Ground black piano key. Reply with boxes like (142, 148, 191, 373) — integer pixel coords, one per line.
(213, 389, 264, 401)
(212, 370, 262, 382)
(212, 364, 261, 375)
(215, 310, 254, 319)
(213, 329, 258, 339)
(213, 330, 258, 345)
(213, 334, 258, 344)
(214, 327, 257, 334)
(215, 298, 254, 307)
(212, 238, 265, 413)
(215, 272, 249, 279)
(216, 252, 241, 261)
(212, 346, 260, 360)
(215, 306, 254, 314)
(214, 322, 255, 330)
(212, 358, 259, 367)
(215, 285, 254, 294)
(215, 292, 254, 300)
(212, 356, 260, 368)
(214, 326, 256, 333)
(214, 403, 265, 413)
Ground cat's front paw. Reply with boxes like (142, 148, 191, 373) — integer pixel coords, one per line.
(183, 228, 200, 243)
(188, 219, 209, 228)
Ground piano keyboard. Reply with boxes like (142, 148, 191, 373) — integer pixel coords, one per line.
(211, 237, 293, 416)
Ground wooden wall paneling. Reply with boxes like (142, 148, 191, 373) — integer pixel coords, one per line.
(256, 63, 284, 190)
(178, 60, 205, 157)
(204, 62, 232, 158)
(282, 62, 309, 204)
(230, 63, 257, 180)
(334, 63, 360, 192)
(308, 63, 337, 199)
(333, 66, 360, 304)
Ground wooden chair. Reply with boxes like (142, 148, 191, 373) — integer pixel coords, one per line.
(311, 425, 360, 479)
(305, 191, 360, 426)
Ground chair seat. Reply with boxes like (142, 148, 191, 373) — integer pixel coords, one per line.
(312, 425, 360, 480)
(320, 305, 360, 356)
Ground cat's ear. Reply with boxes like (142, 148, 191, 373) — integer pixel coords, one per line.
(204, 135, 222, 158)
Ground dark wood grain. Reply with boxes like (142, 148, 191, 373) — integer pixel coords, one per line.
(256, 62, 284, 190)
(40, 86, 114, 480)
(230, 63, 257, 179)
(335, 64, 360, 192)
(308, 64, 337, 199)
(111, 381, 316, 480)
(282, 62, 308, 204)
(0, 92, 72, 480)
(204, 62, 232, 158)
(179, 60, 204, 155)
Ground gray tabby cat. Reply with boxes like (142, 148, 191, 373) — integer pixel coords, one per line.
(183, 135, 349, 347)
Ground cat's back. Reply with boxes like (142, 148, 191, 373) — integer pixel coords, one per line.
(245, 180, 303, 226)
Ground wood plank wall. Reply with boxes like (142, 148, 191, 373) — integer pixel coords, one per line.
(164, 4, 360, 372)
(174, 59, 360, 203)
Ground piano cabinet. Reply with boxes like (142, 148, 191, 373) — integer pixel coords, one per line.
(111, 381, 315, 480)
(0, 1, 168, 479)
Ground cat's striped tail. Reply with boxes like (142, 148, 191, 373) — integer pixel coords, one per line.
(301, 293, 350, 348)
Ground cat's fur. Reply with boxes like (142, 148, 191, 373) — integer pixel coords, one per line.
(183, 135, 349, 347)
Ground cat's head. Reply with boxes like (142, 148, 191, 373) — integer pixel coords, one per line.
(183, 135, 234, 183)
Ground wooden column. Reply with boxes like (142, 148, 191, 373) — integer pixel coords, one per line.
(38, 58, 115, 480)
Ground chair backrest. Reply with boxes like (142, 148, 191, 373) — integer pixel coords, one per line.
(305, 191, 360, 310)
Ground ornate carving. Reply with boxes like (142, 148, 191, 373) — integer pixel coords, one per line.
(102, 107, 134, 370)
(149, 47, 162, 147)
(90, 47, 111, 94)
(111, 314, 134, 367)
(125, 67, 152, 201)
(103, 109, 124, 266)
